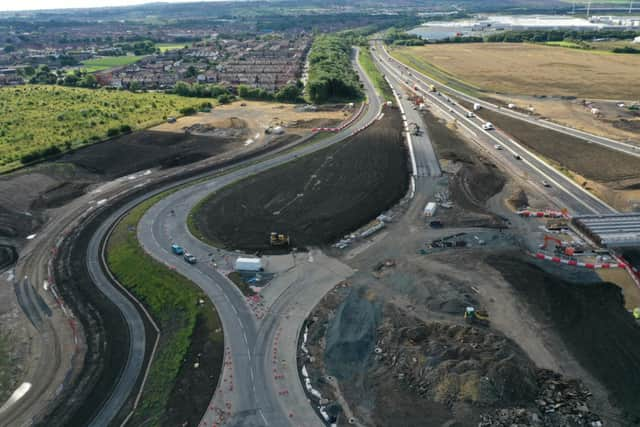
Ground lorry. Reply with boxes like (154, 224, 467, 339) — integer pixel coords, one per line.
(235, 257, 263, 272)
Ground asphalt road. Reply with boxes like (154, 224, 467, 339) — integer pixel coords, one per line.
(372, 42, 617, 217)
(79, 51, 382, 427)
(136, 53, 381, 427)
(376, 43, 640, 157)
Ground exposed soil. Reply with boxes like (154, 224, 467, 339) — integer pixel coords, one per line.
(162, 306, 224, 427)
(466, 103, 640, 184)
(0, 245, 17, 270)
(58, 130, 239, 178)
(192, 106, 409, 252)
(422, 108, 506, 227)
(490, 255, 640, 424)
(304, 287, 603, 427)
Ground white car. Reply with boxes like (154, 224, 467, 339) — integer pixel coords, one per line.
(542, 180, 551, 188)
(482, 122, 494, 130)
(494, 144, 503, 150)
(466, 112, 475, 118)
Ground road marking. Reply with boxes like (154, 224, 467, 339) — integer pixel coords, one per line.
(259, 409, 268, 425)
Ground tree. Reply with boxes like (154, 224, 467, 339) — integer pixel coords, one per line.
(185, 65, 199, 78)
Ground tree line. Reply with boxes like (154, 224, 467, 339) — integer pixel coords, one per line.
(306, 35, 362, 104)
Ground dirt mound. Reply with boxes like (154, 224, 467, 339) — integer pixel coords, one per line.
(324, 289, 382, 380)
(490, 255, 640, 423)
(60, 130, 238, 178)
(182, 121, 248, 138)
(374, 307, 539, 408)
(0, 245, 17, 270)
(290, 118, 342, 129)
(191, 106, 408, 252)
(508, 189, 529, 210)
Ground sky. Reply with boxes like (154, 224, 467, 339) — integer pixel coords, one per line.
(0, 0, 219, 12)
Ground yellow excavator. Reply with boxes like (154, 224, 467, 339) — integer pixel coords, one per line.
(270, 232, 290, 246)
(464, 306, 489, 324)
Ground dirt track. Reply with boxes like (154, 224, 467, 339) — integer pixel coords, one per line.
(192, 107, 409, 252)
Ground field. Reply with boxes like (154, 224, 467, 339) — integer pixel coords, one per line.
(190, 107, 408, 252)
(81, 55, 144, 72)
(155, 43, 189, 52)
(392, 43, 640, 99)
(358, 47, 394, 103)
(107, 192, 223, 425)
(0, 85, 209, 172)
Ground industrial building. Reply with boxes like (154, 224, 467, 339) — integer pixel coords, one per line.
(572, 213, 640, 247)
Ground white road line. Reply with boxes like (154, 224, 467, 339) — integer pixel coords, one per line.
(378, 50, 613, 214)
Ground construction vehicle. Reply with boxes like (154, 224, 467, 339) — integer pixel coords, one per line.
(270, 232, 290, 246)
(408, 122, 422, 136)
(464, 307, 489, 324)
(541, 235, 584, 256)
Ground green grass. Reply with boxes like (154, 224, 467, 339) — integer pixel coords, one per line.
(0, 85, 212, 172)
(106, 191, 223, 425)
(389, 47, 483, 98)
(545, 40, 585, 49)
(80, 55, 144, 72)
(155, 43, 189, 52)
(358, 47, 394, 103)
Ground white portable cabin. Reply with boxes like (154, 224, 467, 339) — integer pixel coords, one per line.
(424, 202, 437, 217)
(235, 257, 263, 272)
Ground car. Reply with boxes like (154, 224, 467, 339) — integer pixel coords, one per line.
(466, 112, 475, 118)
(482, 122, 494, 130)
(514, 153, 522, 160)
(494, 144, 503, 150)
(171, 244, 184, 255)
(542, 180, 551, 188)
(184, 253, 197, 264)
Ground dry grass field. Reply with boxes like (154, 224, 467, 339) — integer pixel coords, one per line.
(393, 43, 640, 100)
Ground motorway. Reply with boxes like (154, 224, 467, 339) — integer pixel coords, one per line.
(375, 42, 640, 158)
(81, 51, 382, 427)
(371, 42, 617, 217)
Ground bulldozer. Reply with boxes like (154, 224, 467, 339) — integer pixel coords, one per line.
(464, 306, 489, 325)
(270, 232, 290, 246)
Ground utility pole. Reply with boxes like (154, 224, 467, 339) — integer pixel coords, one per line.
(586, 1, 591, 17)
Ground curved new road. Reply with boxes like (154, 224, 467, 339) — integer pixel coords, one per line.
(84, 51, 382, 427)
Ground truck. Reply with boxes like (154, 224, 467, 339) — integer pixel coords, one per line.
(473, 103, 481, 111)
(235, 257, 263, 272)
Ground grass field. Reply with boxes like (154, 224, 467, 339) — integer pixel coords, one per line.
(155, 43, 189, 52)
(81, 55, 144, 72)
(358, 47, 394, 103)
(0, 85, 208, 172)
(392, 43, 640, 99)
(107, 192, 223, 425)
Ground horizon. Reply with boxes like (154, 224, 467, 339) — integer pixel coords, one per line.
(0, 0, 234, 13)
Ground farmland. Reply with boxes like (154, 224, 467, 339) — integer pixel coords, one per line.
(0, 85, 208, 172)
(391, 43, 640, 99)
(81, 55, 145, 72)
(155, 43, 189, 52)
